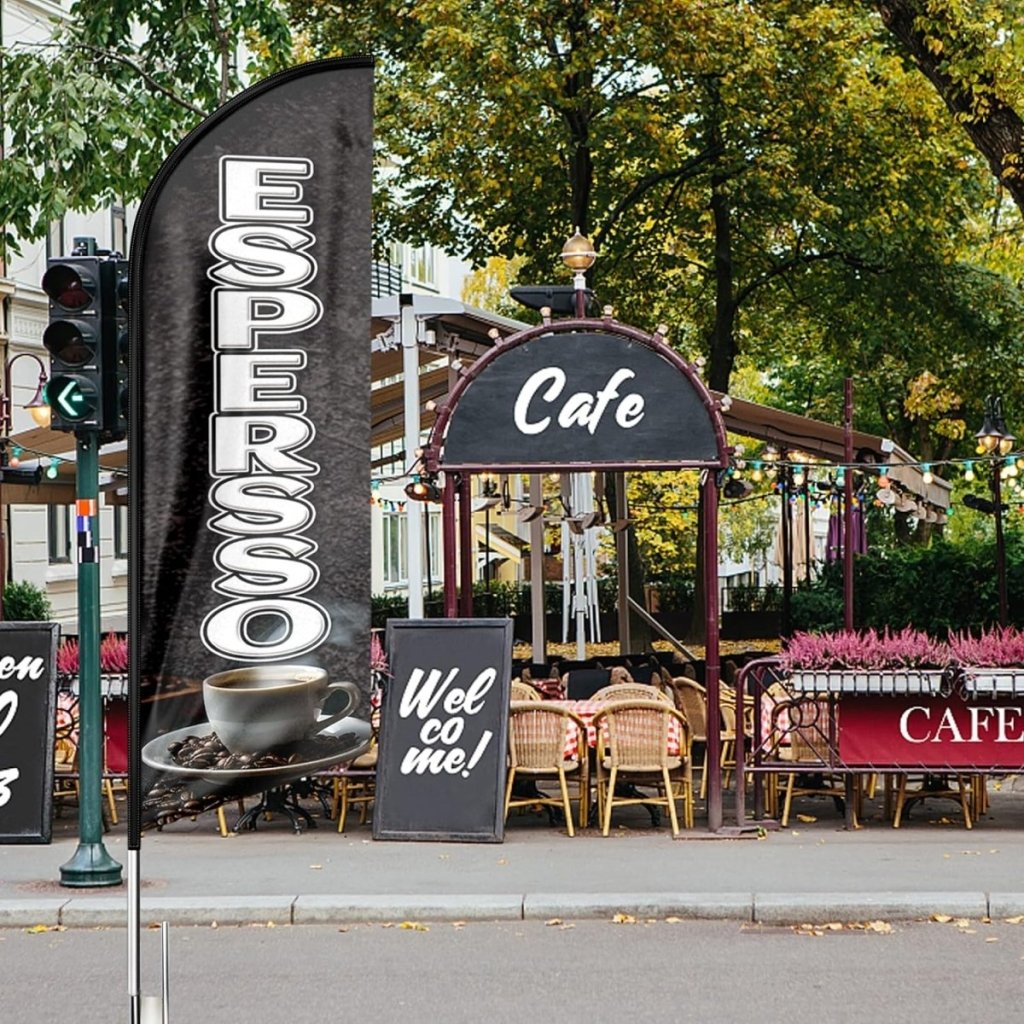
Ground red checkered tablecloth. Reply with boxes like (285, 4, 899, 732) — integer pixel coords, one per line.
(547, 700, 682, 760)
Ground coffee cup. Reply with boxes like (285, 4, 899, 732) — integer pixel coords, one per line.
(202, 665, 361, 755)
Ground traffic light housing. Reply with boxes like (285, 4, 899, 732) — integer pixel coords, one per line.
(104, 259, 129, 442)
(42, 255, 127, 440)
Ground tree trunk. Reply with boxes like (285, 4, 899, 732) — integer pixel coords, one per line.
(877, 0, 1024, 215)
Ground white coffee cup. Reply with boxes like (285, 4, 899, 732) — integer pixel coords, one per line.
(202, 665, 361, 755)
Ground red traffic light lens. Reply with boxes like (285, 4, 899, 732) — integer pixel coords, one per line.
(42, 265, 94, 310)
(43, 320, 96, 366)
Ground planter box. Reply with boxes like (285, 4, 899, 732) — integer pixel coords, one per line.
(788, 669, 945, 696)
(960, 667, 1024, 697)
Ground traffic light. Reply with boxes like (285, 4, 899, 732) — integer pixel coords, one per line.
(103, 259, 129, 442)
(42, 255, 127, 440)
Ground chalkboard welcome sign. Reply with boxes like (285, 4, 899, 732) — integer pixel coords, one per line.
(0, 622, 60, 844)
(374, 619, 513, 842)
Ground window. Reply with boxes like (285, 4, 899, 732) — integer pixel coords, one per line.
(407, 243, 436, 289)
(426, 511, 441, 581)
(48, 505, 72, 564)
(382, 511, 407, 585)
(113, 505, 128, 559)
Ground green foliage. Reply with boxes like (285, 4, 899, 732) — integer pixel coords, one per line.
(3, 580, 53, 621)
(0, 0, 293, 254)
(791, 530, 1024, 634)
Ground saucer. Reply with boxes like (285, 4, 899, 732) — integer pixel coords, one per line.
(141, 716, 372, 783)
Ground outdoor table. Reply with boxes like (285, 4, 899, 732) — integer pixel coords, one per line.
(547, 699, 683, 760)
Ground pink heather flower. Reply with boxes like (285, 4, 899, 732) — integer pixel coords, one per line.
(781, 628, 949, 671)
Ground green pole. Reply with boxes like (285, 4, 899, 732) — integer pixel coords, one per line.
(60, 430, 122, 887)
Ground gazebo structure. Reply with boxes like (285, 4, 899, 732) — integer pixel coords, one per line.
(419, 309, 737, 828)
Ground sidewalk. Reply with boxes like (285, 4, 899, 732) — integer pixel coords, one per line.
(3, 779, 1024, 928)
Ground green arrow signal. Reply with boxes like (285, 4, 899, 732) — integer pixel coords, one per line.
(47, 375, 97, 423)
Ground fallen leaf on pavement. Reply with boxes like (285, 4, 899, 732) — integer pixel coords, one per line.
(612, 913, 636, 924)
(309, 864, 323, 870)
(25, 924, 63, 934)
(545, 919, 563, 926)
(796, 814, 817, 823)
(866, 920, 892, 934)
(931, 914, 952, 924)
(1005, 916, 1024, 925)
(986, 937, 999, 943)
(665, 916, 683, 924)
(824, 923, 843, 931)
(398, 921, 429, 931)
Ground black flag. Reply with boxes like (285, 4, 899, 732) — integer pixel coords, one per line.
(129, 58, 373, 838)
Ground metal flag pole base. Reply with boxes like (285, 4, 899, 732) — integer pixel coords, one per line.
(128, 850, 170, 1023)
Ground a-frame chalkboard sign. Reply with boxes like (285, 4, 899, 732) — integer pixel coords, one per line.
(0, 622, 60, 844)
(374, 619, 512, 842)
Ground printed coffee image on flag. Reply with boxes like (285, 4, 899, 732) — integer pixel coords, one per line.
(130, 58, 373, 830)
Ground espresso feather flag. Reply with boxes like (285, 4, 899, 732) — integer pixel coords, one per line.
(128, 59, 373, 839)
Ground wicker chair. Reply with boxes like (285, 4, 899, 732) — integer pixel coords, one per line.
(511, 680, 542, 701)
(770, 698, 847, 827)
(505, 701, 589, 836)
(591, 682, 672, 704)
(891, 773, 973, 829)
(331, 704, 382, 832)
(592, 699, 693, 836)
(718, 694, 754, 791)
(667, 677, 709, 799)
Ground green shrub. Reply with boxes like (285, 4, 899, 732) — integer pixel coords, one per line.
(790, 530, 1023, 635)
(3, 580, 53, 621)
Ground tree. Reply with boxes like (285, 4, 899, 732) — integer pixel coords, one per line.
(0, 0, 292, 256)
(873, 0, 1024, 216)
(294, 1, 1008, 402)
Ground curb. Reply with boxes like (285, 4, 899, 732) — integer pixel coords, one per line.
(1, 891, 1020, 929)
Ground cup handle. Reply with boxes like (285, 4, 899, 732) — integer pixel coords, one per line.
(315, 681, 362, 733)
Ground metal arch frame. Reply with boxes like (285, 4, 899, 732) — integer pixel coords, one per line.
(423, 314, 733, 831)
(421, 316, 731, 474)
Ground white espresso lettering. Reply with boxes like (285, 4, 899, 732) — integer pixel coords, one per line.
(203, 155, 329, 662)
(220, 157, 313, 224)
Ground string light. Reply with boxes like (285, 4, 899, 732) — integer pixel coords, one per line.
(921, 463, 933, 485)
(964, 461, 975, 482)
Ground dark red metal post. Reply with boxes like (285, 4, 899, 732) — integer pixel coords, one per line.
(843, 378, 854, 632)
(702, 472, 723, 831)
(458, 473, 474, 616)
(442, 475, 458, 617)
(994, 466, 1008, 626)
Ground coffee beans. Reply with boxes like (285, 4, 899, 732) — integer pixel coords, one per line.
(169, 730, 338, 772)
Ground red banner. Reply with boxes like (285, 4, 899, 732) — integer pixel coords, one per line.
(839, 695, 1024, 769)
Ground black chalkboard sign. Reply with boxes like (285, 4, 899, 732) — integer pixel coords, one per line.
(0, 622, 60, 844)
(374, 619, 513, 842)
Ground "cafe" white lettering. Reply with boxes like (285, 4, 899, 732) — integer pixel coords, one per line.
(513, 367, 645, 436)
(899, 705, 1024, 744)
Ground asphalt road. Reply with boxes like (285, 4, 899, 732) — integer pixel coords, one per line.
(3, 918, 1024, 1023)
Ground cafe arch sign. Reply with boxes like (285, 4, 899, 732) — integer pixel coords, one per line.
(421, 315, 735, 831)
(425, 320, 727, 472)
